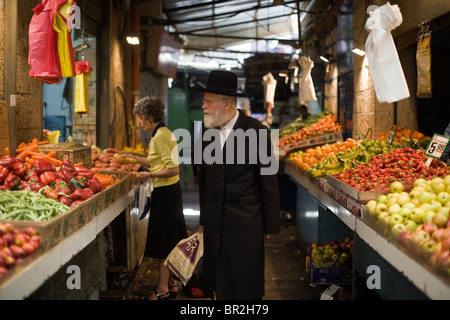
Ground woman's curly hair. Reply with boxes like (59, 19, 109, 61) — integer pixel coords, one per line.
(133, 96, 165, 123)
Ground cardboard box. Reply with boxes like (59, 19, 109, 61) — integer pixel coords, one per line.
(0, 101, 10, 156)
(307, 260, 352, 286)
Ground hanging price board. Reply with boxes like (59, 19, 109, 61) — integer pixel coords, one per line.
(386, 126, 397, 145)
(424, 133, 450, 159)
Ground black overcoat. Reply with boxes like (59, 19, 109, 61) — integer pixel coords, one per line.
(198, 110, 280, 300)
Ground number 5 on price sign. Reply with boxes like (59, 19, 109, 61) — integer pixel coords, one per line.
(424, 133, 450, 167)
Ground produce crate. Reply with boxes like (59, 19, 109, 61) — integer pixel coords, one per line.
(307, 260, 353, 286)
(279, 131, 344, 159)
(326, 174, 384, 203)
(38, 142, 92, 169)
(7, 190, 105, 253)
(101, 172, 132, 209)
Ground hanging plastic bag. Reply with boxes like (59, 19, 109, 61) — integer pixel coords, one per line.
(365, 3, 410, 103)
(262, 72, 277, 107)
(298, 56, 317, 102)
(53, 0, 76, 78)
(28, 0, 68, 84)
(74, 61, 92, 114)
(164, 231, 204, 287)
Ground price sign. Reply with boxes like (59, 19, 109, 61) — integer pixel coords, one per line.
(424, 133, 450, 159)
(387, 126, 397, 145)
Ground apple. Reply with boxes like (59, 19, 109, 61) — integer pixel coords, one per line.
(447, 184, 450, 194)
(442, 236, 450, 252)
(396, 194, 410, 206)
(432, 228, 447, 242)
(375, 203, 388, 216)
(437, 192, 450, 206)
(419, 191, 433, 204)
(410, 208, 425, 224)
(388, 213, 403, 226)
(409, 229, 431, 245)
(422, 221, 437, 235)
(387, 192, 400, 200)
(402, 202, 417, 211)
(2, 233, 14, 246)
(443, 175, 450, 186)
(422, 210, 436, 224)
(377, 194, 388, 204)
(410, 198, 420, 207)
(420, 239, 437, 256)
(438, 207, 450, 217)
(22, 242, 36, 255)
(14, 233, 29, 246)
(420, 203, 433, 212)
(399, 207, 412, 221)
(387, 197, 399, 208)
(388, 203, 402, 215)
(9, 245, 26, 259)
(390, 181, 404, 193)
(24, 226, 38, 237)
(0, 224, 7, 237)
(410, 187, 425, 199)
(431, 177, 446, 193)
(432, 212, 448, 228)
(414, 178, 427, 187)
(366, 200, 377, 213)
(391, 223, 407, 237)
(435, 250, 450, 270)
(404, 220, 418, 232)
(4, 223, 13, 233)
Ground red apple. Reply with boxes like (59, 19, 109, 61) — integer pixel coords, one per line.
(4, 222, 14, 233)
(0, 223, 7, 236)
(0, 253, 5, 267)
(30, 235, 40, 249)
(422, 221, 437, 235)
(436, 250, 450, 270)
(9, 245, 25, 259)
(432, 228, 447, 242)
(441, 236, 450, 252)
(22, 242, 36, 255)
(0, 237, 5, 249)
(24, 226, 38, 237)
(14, 233, 29, 246)
(2, 233, 14, 246)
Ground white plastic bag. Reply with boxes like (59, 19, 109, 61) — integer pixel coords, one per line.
(164, 231, 204, 286)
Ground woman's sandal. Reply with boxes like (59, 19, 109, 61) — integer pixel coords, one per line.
(169, 285, 179, 299)
(142, 288, 170, 300)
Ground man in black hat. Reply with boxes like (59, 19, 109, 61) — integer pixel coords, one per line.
(197, 70, 280, 300)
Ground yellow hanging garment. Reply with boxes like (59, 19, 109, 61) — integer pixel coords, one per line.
(74, 61, 92, 114)
(53, 0, 76, 78)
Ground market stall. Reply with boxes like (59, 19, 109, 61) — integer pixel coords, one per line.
(279, 120, 450, 299)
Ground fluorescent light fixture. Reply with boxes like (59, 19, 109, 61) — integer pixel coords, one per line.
(320, 55, 330, 63)
(352, 48, 366, 56)
(126, 36, 140, 45)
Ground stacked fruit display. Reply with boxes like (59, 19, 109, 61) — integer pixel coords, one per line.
(286, 138, 360, 172)
(308, 238, 353, 268)
(279, 110, 333, 138)
(307, 139, 399, 178)
(365, 177, 450, 277)
(0, 223, 40, 278)
(279, 114, 343, 148)
(91, 147, 141, 174)
(332, 147, 449, 192)
(378, 125, 430, 148)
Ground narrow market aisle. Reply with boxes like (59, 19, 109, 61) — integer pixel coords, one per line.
(126, 191, 332, 300)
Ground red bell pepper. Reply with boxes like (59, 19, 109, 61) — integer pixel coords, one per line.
(58, 195, 72, 206)
(22, 180, 43, 192)
(71, 200, 84, 206)
(74, 166, 93, 179)
(32, 158, 55, 176)
(40, 171, 57, 185)
(0, 165, 9, 184)
(12, 162, 28, 178)
(42, 187, 59, 200)
(70, 188, 92, 201)
(24, 170, 39, 182)
(54, 180, 71, 196)
(86, 177, 104, 194)
(4, 173, 21, 190)
(83, 187, 95, 199)
(57, 168, 76, 182)
(0, 156, 24, 171)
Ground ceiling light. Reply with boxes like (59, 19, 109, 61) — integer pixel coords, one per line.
(126, 35, 140, 45)
(352, 48, 366, 56)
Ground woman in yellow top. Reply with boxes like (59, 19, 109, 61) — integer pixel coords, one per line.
(133, 96, 187, 300)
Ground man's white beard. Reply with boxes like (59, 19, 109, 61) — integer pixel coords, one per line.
(203, 112, 227, 129)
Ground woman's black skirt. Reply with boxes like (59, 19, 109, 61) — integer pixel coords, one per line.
(144, 181, 187, 259)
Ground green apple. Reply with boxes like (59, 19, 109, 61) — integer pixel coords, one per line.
(422, 210, 436, 224)
(410, 208, 425, 224)
(396, 193, 410, 206)
(414, 178, 427, 187)
(444, 175, 450, 186)
(377, 194, 388, 204)
(411, 198, 420, 207)
(388, 203, 402, 215)
(399, 207, 412, 221)
(419, 191, 433, 204)
(366, 200, 377, 213)
(447, 184, 450, 194)
(387, 192, 400, 200)
(437, 192, 450, 205)
(387, 197, 399, 207)
(432, 212, 448, 228)
(438, 207, 450, 217)
(388, 213, 403, 226)
(390, 181, 404, 193)
(420, 239, 437, 256)
(402, 202, 417, 210)
(431, 177, 445, 192)
(410, 187, 425, 199)
(391, 223, 407, 237)
(375, 203, 388, 216)
(420, 203, 433, 212)
(404, 220, 418, 232)
(432, 183, 446, 194)
(410, 229, 431, 245)
(431, 200, 443, 212)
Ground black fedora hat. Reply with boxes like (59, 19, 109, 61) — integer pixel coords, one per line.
(197, 70, 245, 96)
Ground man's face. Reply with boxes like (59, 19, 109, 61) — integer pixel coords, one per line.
(202, 92, 227, 128)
